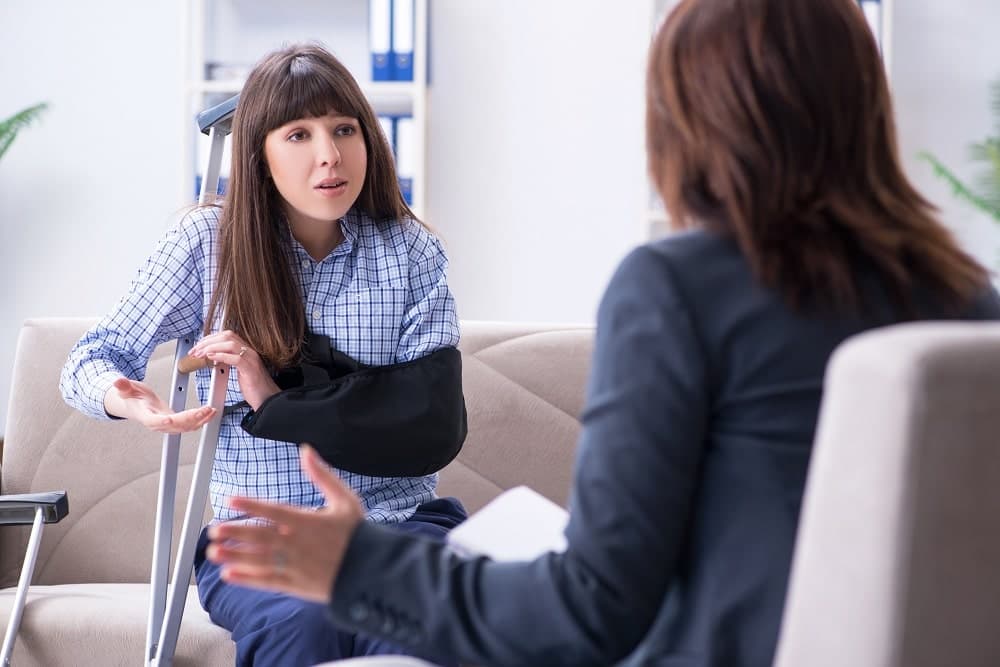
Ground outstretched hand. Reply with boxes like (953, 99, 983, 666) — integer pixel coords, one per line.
(206, 445, 365, 603)
(106, 377, 216, 434)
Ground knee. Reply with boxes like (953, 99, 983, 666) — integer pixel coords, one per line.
(254, 599, 333, 639)
(235, 598, 347, 664)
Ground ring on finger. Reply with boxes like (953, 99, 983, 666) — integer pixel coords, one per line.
(238, 346, 247, 358)
(273, 549, 287, 574)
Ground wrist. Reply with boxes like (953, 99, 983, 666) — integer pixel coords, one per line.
(241, 370, 279, 411)
(102, 380, 130, 420)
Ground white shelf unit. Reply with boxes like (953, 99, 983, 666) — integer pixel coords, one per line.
(641, 0, 893, 241)
(180, 0, 429, 220)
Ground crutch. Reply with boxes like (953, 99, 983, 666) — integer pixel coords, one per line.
(145, 94, 239, 667)
(0, 492, 69, 666)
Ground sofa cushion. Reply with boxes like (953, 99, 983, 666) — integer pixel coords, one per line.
(0, 584, 232, 666)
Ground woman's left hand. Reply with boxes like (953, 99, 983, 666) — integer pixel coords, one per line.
(189, 330, 279, 410)
(206, 445, 365, 603)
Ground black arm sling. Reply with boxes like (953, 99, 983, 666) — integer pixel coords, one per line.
(239, 333, 467, 477)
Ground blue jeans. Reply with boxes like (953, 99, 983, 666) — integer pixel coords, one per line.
(194, 497, 466, 667)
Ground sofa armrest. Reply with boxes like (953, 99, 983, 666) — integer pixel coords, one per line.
(0, 491, 69, 525)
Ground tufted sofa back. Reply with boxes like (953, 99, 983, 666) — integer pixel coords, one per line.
(0, 318, 593, 587)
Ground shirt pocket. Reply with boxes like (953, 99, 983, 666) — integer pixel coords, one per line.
(329, 286, 408, 365)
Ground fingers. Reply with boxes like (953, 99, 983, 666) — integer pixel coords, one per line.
(189, 331, 249, 363)
(211, 539, 331, 604)
(218, 567, 295, 596)
(191, 330, 244, 348)
(206, 541, 277, 571)
(148, 406, 216, 433)
(209, 519, 281, 545)
(202, 349, 245, 368)
(227, 496, 308, 525)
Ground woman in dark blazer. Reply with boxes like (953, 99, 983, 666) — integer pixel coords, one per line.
(205, 0, 1000, 665)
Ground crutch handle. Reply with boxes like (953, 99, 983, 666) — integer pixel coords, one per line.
(176, 355, 211, 375)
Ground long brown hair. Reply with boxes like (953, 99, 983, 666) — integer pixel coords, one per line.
(647, 0, 987, 313)
(205, 43, 415, 368)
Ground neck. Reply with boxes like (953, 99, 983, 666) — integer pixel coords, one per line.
(287, 216, 345, 261)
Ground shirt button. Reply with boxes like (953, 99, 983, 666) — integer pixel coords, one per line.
(301, 259, 310, 269)
(312, 310, 321, 320)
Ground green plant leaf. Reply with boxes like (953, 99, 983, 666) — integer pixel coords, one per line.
(0, 102, 49, 161)
(919, 151, 1000, 223)
(967, 137, 1000, 208)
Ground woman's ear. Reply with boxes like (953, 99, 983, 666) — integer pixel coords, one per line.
(256, 152, 272, 179)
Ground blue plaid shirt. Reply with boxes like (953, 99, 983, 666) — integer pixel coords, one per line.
(60, 206, 460, 524)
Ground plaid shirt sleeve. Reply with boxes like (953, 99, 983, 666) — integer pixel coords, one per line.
(59, 211, 212, 420)
(395, 221, 460, 362)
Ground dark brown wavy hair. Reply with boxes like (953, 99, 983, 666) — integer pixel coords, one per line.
(647, 0, 988, 313)
(205, 43, 416, 369)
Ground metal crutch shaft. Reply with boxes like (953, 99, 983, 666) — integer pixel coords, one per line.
(151, 362, 228, 667)
(145, 335, 196, 663)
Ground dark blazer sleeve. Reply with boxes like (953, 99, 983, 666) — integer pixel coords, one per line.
(327, 245, 711, 667)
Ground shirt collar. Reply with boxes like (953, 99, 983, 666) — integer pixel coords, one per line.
(288, 209, 359, 264)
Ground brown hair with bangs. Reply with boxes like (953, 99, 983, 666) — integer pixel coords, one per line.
(647, 0, 988, 313)
(205, 43, 415, 369)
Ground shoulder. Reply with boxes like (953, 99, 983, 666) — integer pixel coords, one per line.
(171, 205, 221, 249)
(610, 229, 751, 316)
(644, 227, 740, 269)
(384, 216, 445, 262)
(352, 210, 445, 264)
(609, 229, 734, 305)
(965, 282, 1000, 320)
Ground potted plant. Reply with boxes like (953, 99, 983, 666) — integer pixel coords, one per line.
(0, 102, 48, 161)
(0, 101, 47, 454)
(920, 79, 999, 225)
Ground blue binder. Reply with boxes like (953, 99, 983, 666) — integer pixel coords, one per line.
(370, 0, 393, 81)
(193, 175, 228, 198)
(394, 115, 415, 205)
(392, 0, 414, 81)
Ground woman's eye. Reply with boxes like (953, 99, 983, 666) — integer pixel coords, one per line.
(335, 125, 357, 137)
(287, 130, 307, 142)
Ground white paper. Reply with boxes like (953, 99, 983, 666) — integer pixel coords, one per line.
(447, 486, 569, 562)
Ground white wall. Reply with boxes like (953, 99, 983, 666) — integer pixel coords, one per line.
(892, 1, 1000, 275)
(425, 1, 650, 323)
(0, 1, 185, 434)
(2, 0, 999, 434)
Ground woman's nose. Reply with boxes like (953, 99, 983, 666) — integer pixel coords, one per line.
(317, 135, 341, 167)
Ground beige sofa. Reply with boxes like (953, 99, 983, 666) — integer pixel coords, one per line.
(0, 318, 593, 666)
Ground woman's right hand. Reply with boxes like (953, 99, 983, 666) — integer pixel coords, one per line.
(105, 377, 217, 434)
